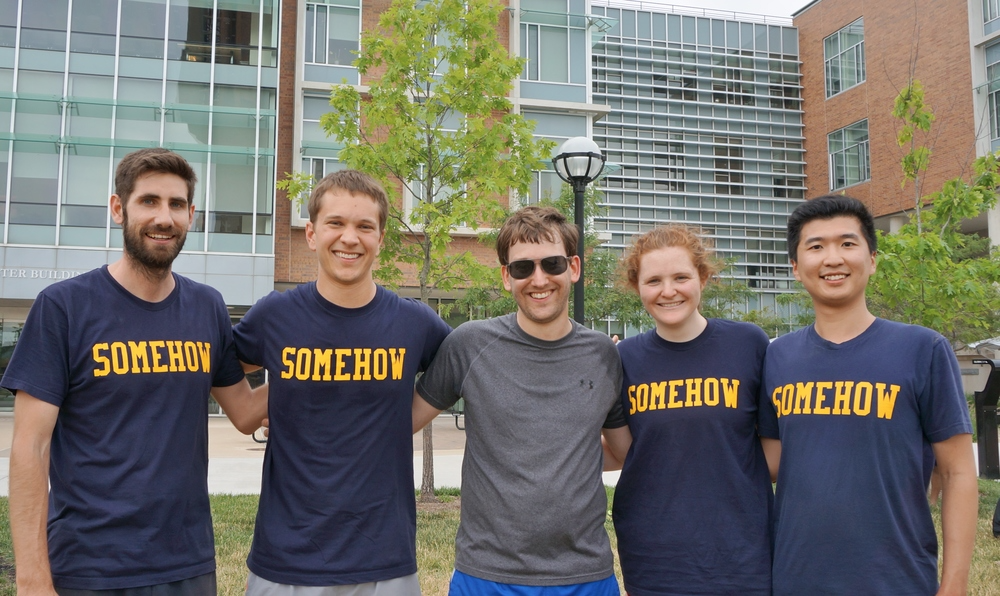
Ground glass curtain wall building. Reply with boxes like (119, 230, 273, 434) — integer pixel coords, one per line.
(590, 1, 804, 318)
(0, 0, 279, 408)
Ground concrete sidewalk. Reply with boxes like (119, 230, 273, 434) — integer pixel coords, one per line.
(0, 412, 472, 496)
(202, 413, 471, 494)
(6, 412, 999, 497)
(0, 412, 620, 496)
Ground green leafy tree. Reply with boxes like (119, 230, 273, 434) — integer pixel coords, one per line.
(868, 80, 1000, 343)
(893, 80, 935, 233)
(312, 0, 551, 501)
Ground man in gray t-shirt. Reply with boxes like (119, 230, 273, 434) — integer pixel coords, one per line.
(414, 206, 632, 595)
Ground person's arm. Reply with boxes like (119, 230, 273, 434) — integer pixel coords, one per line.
(412, 390, 444, 434)
(932, 433, 977, 596)
(9, 391, 60, 595)
(212, 378, 268, 435)
(760, 437, 781, 483)
(601, 426, 632, 471)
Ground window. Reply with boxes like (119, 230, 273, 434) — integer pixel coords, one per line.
(715, 137, 744, 196)
(525, 170, 564, 205)
(987, 42, 1000, 141)
(120, 0, 167, 58)
(520, 0, 587, 85)
(769, 76, 800, 110)
(71, 0, 117, 55)
(987, 0, 1000, 31)
(522, 23, 569, 83)
(301, 94, 337, 148)
(828, 120, 870, 190)
(712, 68, 754, 106)
(408, 164, 467, 229)
(824, 18, 865, 98)
(291, 158, 346, 227)
(305, 1, 360, 66)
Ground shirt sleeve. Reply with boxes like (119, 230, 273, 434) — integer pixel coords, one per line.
(0, 292, 71, 407)
(415, 329, 464, 411)
(233, 292, 272, 368)
(417, 302, 452, 372)
(603, 347, 627, 429)
(920, 334, 973, 443)
(752, 329, 779, 439)
(212, 296, 246, 388)
(757, 350, 781, 439)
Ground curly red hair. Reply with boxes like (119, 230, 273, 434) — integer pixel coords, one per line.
(621, 225, 723, 292)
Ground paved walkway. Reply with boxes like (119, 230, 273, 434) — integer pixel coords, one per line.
(0, 412, 620, 496)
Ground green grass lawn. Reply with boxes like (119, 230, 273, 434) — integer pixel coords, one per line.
(1, 483, 999, 595)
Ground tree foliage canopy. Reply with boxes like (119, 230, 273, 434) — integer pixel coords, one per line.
(868, 81, 1000, 344)
(321, 0, 552, 297)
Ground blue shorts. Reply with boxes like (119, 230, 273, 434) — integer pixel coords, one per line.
(448, 570, 620, 596)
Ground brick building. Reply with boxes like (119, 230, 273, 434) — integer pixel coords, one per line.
(793, 0, 995, 238)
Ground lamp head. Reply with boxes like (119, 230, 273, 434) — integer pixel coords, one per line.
(553, 136, 605, 184)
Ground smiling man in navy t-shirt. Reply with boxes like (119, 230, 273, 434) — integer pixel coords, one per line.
(760, 195, 977, 595)
(235, 169, 451, 595)
(5, 148, 267, 595)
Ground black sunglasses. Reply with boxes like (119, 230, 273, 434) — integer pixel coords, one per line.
(506, 255, 570, 280)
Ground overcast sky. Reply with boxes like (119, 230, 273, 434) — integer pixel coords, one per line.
(674, 0, 811, 18)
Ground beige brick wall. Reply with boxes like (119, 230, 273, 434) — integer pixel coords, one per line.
(273, 1, 514, 291)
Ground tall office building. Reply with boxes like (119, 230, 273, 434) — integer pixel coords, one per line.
(275, 0, 805, 335)
(0, 0, 280, 408)
(590, 1, 804, 322)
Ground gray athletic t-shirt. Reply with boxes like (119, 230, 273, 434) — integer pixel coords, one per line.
(416, 314, 626, 586)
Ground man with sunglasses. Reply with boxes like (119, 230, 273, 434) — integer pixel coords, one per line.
(413, 206, 631, 596)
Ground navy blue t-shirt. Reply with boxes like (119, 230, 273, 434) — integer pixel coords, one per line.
(613, 319, 774, 596)
(1, 266, 245, 590)
(761, 319, 971, 595)
(234, 283, 451, 586)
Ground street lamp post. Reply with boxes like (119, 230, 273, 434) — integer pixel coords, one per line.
(553, 137, 606, 325)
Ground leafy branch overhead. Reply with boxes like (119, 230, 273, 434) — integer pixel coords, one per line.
(892, 79, 935, 233)
(869, 80, 1000, 344)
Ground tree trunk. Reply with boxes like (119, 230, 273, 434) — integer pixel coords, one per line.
(418, 246, 438, 503)
(419, 425, 437, 502)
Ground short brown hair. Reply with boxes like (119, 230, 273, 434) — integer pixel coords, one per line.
(115, 148, 196, 204)
(496, 206, 579, 265)
(621, 225, 723, 291)
(308, 169, 389, 230)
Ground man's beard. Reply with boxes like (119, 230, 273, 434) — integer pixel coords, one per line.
(121, 208, 188, 275)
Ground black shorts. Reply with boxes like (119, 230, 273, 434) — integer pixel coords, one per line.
(56, 572, 217, 596)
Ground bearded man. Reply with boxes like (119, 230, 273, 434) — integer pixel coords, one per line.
(5, 148, 267, 595)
